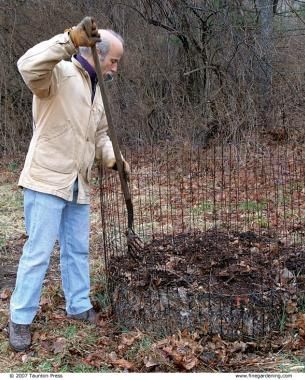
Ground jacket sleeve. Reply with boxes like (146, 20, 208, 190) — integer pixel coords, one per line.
(95, 110, 116, 168)
(17, 32, 77, 98)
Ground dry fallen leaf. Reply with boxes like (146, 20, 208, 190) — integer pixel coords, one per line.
(144, 356, 159, 368)
(292, 313, 305, 337)
(109, 357, 135, 370)
(120, 332, 143, 347)
(156, 334, 202, 371)
(21, 354, 29, 363)
(182, 356, 198, 370)
(286, 300, 298, 315)
(108, 351, 118, 361)
(0, 288, 11, 300)
(31, 331, 41, 343)
(231, 341, 247, 353)
(97, 336, 112, 346)
(39, 296, 52, 312)
(53, 337, 66, 354)
(82, 352, 105, 368)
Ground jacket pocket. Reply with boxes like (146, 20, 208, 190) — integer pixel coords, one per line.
(31, 122, 75, 177)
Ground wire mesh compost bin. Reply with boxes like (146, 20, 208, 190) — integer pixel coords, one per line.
(99, 143, 305, 340)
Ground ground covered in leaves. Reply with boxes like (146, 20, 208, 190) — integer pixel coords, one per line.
(1, 154, 305, 373)
(110, 229, 305, 339)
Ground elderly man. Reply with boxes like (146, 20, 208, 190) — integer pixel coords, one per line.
(9, 17, 129, 352)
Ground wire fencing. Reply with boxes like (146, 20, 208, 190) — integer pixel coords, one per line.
(99, 143, 305, 339)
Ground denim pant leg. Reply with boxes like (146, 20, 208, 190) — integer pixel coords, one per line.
(59, 187, 92, 315)
(10, 189, 65, 324)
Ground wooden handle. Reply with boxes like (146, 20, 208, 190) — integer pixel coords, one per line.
(91, 46, 132, 203)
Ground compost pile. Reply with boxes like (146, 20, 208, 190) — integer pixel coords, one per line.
(109, 229, 304, 339)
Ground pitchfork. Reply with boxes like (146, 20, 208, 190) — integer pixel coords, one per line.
(84, 19, 144, 260)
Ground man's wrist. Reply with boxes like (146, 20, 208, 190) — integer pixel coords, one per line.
(64, 27, 78, 48)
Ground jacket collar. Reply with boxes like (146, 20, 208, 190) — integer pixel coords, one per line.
(74, 54, 97, 85)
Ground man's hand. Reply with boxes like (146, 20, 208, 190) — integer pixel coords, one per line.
(68, 16, 101, 48)
(112, 159, 131, 182)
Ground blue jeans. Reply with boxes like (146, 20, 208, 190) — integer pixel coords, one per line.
(10, 183, 92, 324)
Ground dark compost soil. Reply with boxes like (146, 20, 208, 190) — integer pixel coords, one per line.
(109, 229, 304, 339)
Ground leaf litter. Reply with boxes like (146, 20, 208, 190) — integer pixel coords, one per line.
(1, 155, 305, 372)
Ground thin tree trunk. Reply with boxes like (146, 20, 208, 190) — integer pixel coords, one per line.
(256, 0, 274, 126)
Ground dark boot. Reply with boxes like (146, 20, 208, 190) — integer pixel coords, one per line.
(9, 319, 31, 352)
(67, 308, 98, 324)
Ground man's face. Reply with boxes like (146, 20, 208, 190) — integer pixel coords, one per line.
(100, 39, 123, 79)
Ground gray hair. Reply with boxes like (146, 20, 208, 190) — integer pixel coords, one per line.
(79, 30, 124, 61)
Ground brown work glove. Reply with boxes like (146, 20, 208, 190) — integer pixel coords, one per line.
(67, 16, 101, 48)
(111, 159, 131, 182)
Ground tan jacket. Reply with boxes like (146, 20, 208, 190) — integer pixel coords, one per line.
(18, 32, 116, 204)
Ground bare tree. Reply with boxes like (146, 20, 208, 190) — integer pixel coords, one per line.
(1, 0, 305, 153)
(255, 0, 274, 126)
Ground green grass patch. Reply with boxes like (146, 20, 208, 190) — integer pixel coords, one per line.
(94, 292, 111, 310)
(289, 181, 304, 192)
(0, 341, 10, 354)
(0, 184, 23, 210)
(82, 331, 99, 346)
(8, 360, 37, 372)
(0, 183, 24, 245)
(279, 305, 288, 333)
(7, 161, 19, 173)
(298, 295, 305, 313)
(125, 336, 153, 361)
(238, 200, 267, 212)
(37, 360, 53, 372)
(0, 237, 6, 250)
(64, 325, 78, 339)
(192, 201, 214, 214)
(257, 216, 269, 228)
(277, 353, 305, 373)
(71, 363, 98, 372)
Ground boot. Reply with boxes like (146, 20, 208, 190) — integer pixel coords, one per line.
(67, 308, 98, 324)
(9, 319, 31, 352)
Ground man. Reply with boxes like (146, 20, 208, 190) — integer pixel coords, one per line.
(9, 17, 130, 352)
